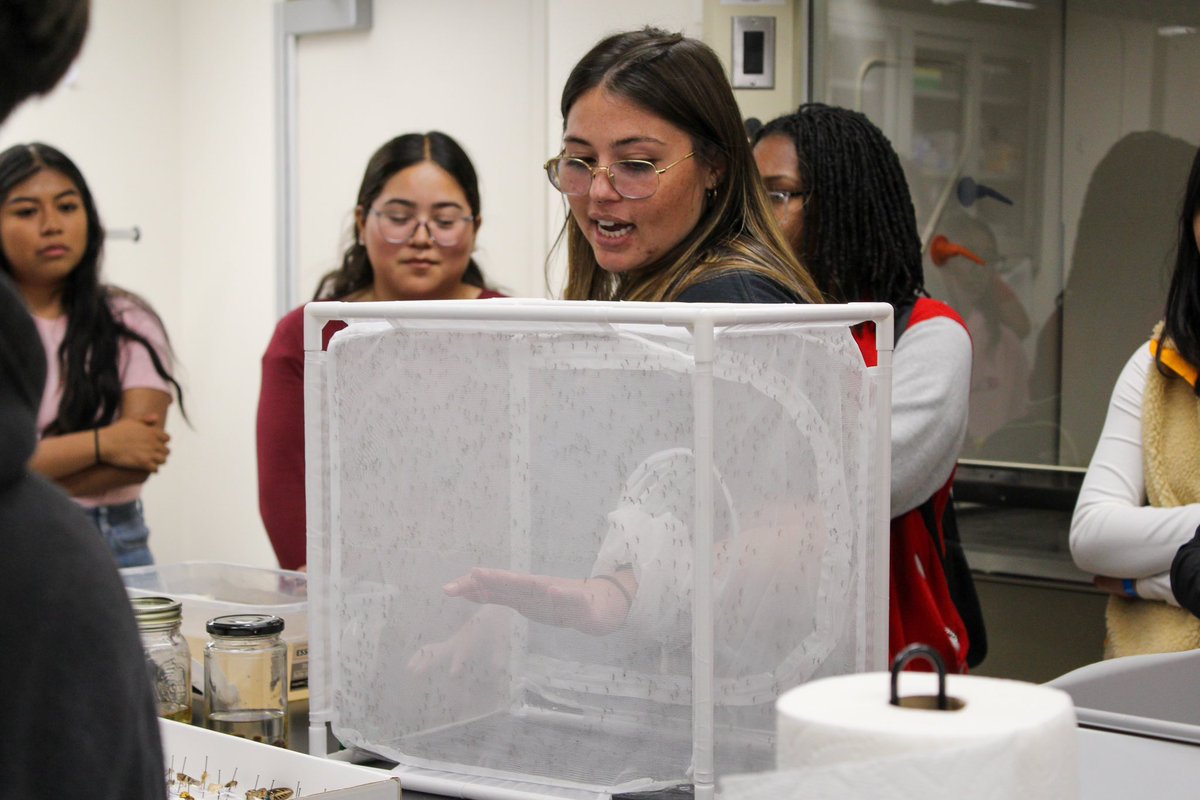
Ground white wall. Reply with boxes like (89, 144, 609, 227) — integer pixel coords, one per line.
(167, 0, 280, 567)
(295, 0, 549, 300)
(5, 0, 702, 570)
(704, 0, 804, 125)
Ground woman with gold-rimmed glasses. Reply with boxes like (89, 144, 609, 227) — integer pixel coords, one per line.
(257, 131, 506, 571)
(542, 27, 820, 306)
(424, 29, 823, 658)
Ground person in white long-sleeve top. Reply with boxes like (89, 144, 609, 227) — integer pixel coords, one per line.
(752, 103, 983, 672)
(1070, 143, 1200, 658)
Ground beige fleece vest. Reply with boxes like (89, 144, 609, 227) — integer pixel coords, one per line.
(1105, 323, 1200, 658)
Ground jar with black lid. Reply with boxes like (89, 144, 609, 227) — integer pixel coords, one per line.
(203, 613, 288, 747)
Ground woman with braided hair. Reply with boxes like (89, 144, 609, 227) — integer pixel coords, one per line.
(753, 103, 983, 672)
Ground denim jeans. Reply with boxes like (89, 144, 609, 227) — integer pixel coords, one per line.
(84, 499, 154, 568)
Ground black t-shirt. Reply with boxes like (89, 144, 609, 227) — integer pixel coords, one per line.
(675, 270, 803, 304)
(0, 476, 167, 800)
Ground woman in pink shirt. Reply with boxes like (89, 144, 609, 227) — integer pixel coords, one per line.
(0, 142, 184, 567)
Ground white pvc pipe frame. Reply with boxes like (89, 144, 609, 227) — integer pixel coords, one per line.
(303, 299, 894, 800)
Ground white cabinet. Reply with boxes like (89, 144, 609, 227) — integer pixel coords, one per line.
(818, 2, 1055, 262)
(814, 1, 1063, 461)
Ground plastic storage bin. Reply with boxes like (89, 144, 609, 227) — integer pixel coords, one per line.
(1049, 649, 1200, 744)
(304, 299, 895, 800)
(122, 561, 309, 700)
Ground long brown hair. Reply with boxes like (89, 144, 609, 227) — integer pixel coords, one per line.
(553, 28, 820, 303)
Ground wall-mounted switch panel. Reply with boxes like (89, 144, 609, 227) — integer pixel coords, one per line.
(732, 16, 776, 89)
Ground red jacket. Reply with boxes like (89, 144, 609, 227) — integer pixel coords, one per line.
(853, 298, 973, 673)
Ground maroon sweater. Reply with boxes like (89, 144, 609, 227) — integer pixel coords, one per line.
(256, 291, 506, 569)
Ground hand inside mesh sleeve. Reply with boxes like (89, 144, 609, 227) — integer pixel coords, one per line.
(442, 567, 636, 637)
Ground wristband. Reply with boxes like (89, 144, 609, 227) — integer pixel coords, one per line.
(590, 573, 633, 609)
(93, 427, 101, 465)
(1122, 578, 1138, 598)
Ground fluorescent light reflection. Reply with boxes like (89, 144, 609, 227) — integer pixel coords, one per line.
(932, 0, 1037, 8)
(978, 0, 1037, 9)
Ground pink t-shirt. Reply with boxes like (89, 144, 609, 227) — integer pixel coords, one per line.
(34, 294, 173, 508)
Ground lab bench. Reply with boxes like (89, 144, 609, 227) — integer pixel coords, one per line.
(163, 698, 1200, 800)
(163, 458, 1157, 796)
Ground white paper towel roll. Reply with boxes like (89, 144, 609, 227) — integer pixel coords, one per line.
(723, 672, 1078, 800)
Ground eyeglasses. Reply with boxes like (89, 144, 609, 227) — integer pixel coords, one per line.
(368, 207, 475, 247)
(766, 189, 810, 213)
(543, 152, 695, 200)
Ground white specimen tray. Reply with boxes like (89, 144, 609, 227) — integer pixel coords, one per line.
(160, 719, 395, 798)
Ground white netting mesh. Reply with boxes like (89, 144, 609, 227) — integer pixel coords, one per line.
(307, 307, 885, 798)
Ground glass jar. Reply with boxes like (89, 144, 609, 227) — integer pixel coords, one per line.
(130, 596, 192, 723)
(203, 614, 288, 748)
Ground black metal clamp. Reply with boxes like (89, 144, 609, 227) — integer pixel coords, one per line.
(890, 643, 960, 711)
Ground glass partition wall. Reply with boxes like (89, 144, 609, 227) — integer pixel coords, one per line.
(812, 0, 1200, 470)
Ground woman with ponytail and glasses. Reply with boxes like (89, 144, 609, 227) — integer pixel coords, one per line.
(257, 131, 505, 571)
(0, 142, 184, 568)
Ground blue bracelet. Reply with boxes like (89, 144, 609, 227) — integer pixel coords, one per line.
(1122, 578, 1138, 598)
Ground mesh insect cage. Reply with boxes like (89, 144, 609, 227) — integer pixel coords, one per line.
(303, 299, 893, 800)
